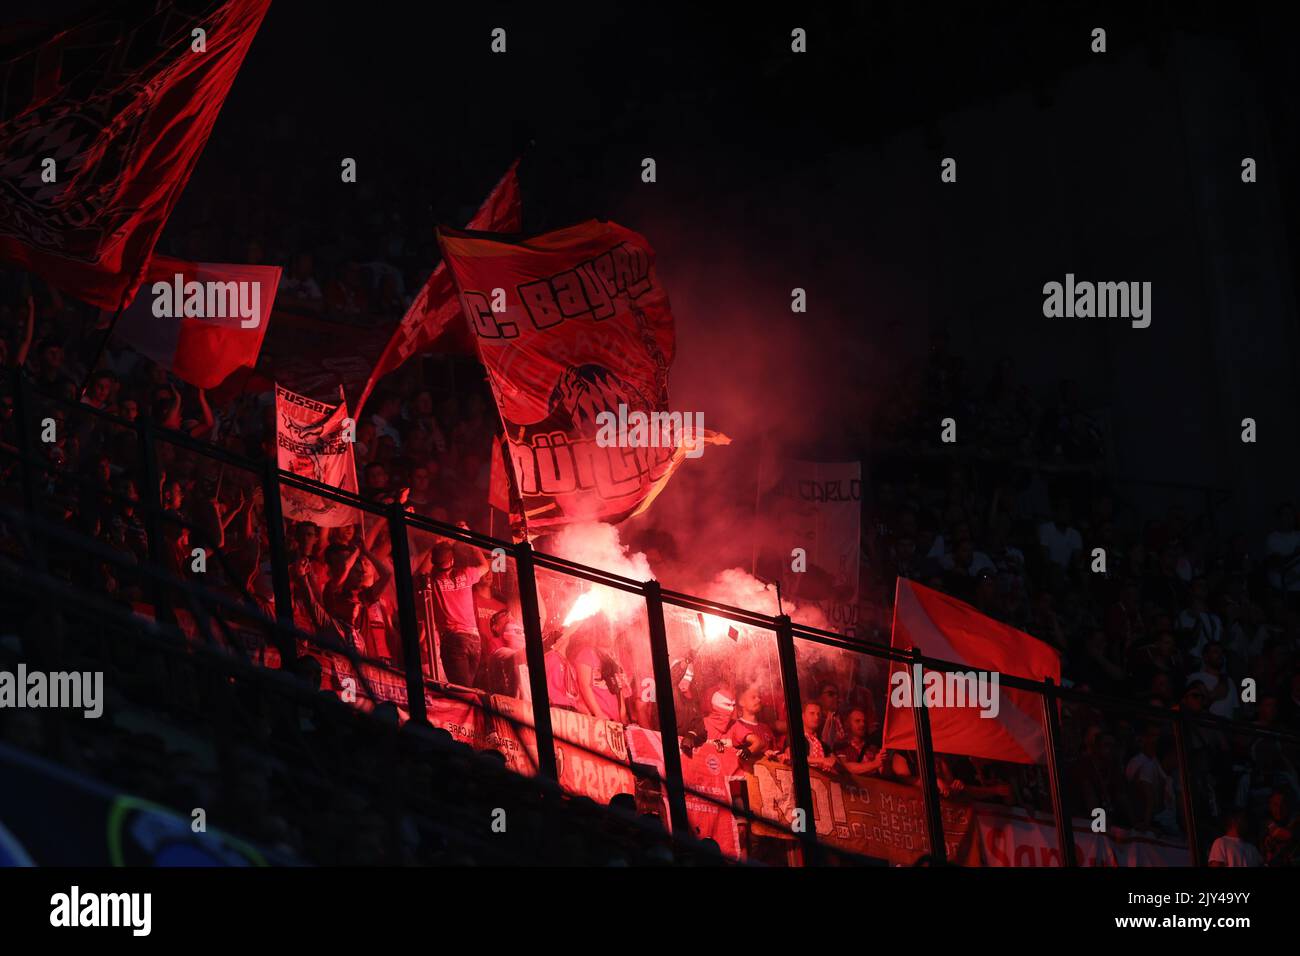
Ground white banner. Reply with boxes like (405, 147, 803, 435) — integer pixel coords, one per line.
(976, 804, 1191, 867)
(274, 384, 359, 527)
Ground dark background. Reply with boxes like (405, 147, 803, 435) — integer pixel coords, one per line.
(10, 0, 1300, 539)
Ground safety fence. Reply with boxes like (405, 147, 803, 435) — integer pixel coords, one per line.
(2, 366, 1296, 866)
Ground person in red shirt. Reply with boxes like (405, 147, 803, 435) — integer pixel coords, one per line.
(542, 628, 583, 712)
(569, 616, 627, 722)
(833, 708, 886, 775)
(728, 683, 776, 759)
(424, 541, 489, 687)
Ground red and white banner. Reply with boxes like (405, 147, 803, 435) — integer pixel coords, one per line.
(111, 256, 278, 388)
(0, 0, 270, 309)
(439, 219, 714, 535)
(882, 578, 1061, 764)
(356, 160, 522, 415)
(274, 384, 359, 527)
(976, 804, 1190, 867)
(746, 760, 981, 865)
(623, 725, 746, 858)
(488, 695, 638, 804)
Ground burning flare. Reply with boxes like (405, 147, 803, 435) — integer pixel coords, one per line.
(563, 590, 607, 627)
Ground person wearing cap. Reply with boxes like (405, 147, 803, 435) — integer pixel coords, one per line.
(1185, 641, 1237, 720)
(679, 686, 735, 756)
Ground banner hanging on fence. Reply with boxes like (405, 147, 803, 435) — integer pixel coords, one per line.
(746, 759, 981, 864)
(489, 694, 638, 804)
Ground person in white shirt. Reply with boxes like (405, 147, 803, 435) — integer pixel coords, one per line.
(369, 393, 404, 451)
(1125, 724, 1174, 831)
(1208, 812, 1264, 867)
(1186, 642, 1237, 720)
(1265, 503, 1300, 592)
(1178, 577, 1223, 658)
(1038, 501, 1083, 569)
(278, 252, 323, 304)
(941, 538, 997, 577)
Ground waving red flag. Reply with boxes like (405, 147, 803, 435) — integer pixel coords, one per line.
(355, 160, 521, 416)
(0, 0, 271, 310)
(110, 255, 278, 389)
(882, 578, 1061, 764)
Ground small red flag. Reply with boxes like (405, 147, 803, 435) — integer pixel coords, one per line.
(0, 0, 271, 310)
(881, 578, 1061, 764)
(110, 256, 279, 389)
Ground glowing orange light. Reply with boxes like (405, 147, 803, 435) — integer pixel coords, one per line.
(563, 590, 606, 627)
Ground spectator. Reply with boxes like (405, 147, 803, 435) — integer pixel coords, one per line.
(1265, 502, 1300, 593)
(834, 708, 886, 775)
(727, 683, 777, 759)
(1208, 811, 1263, 867)
(1185, 642, 1236, 721)
(1038, 500, 1083, 570)
(423, 541, 489, 687)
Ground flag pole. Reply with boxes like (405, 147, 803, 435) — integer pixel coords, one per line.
(78, 295, 128, 400)
(750, 432, 764, 576)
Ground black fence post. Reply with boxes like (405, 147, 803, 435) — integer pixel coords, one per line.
(1040, 677, 1076, 867)
(11, 370, 36, 517)
(259, 459, 297, 667)
(644, 580, 689, 840)
(909, 648, 948, 865)
(1173, 714, 1203, 866)
(386, 505, 427, 724)
(514, 542, 558, 783)
(774, 614, 821, 865)
(137, 422, 174, 627)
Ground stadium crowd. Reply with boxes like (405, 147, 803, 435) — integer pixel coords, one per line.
(2, 256, 1299, 865)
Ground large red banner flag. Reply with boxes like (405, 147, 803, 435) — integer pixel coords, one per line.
(0, 0, 271, 310)
(354, 160, 521, 416)
(110, 255, 278, 389)
(439, 219, 716, 534)
(881, 578, 1061, 764)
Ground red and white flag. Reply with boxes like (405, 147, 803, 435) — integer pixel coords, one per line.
(881, 578, 1061, 764)
(355, 160, 521, 416)
(110, 256, 278, 389)
(275, 385, 360, 528)
(0, 0, 271, 310)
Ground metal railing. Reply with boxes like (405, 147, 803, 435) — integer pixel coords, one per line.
(3, 365, 1296, 866)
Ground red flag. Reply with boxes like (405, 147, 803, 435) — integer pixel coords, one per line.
(0, 0, 271, 310)
(110, 256, 277, 389)
(439, 219, 719, 535)
(881, 579, 1061, 764)
(354, 160, 521, 416)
